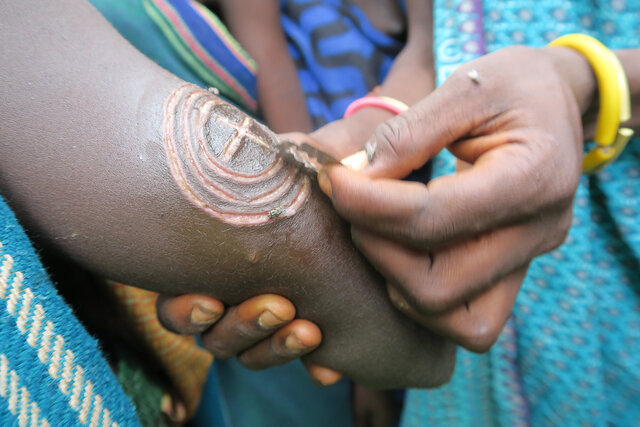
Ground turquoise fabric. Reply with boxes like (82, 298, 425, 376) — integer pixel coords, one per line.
(0, 195, 140, 426)
(402, 1, 640, 426)
(197, 359, 352, 427)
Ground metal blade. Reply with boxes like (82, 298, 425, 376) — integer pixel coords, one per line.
(276, 139, 339, 174)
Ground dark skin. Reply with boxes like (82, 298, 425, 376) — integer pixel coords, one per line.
(0, 1, 455, 388)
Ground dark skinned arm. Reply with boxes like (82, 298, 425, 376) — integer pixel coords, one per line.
(0, 0, 454, 388)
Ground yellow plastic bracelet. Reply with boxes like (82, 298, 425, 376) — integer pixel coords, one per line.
(549, 34, 634, 173)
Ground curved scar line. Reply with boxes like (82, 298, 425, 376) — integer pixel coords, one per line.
(163, 84, 311, 226)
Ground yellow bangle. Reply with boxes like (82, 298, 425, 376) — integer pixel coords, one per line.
(549, 34, 634, 174)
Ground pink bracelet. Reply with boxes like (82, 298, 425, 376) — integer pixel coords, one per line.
(343, 95, 409, 118)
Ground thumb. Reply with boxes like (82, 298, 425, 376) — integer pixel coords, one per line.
(356, 69, 486, 179)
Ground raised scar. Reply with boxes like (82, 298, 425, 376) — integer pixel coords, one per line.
(163, 84, 311, 226)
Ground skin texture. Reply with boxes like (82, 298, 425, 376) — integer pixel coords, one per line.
(163, 83, 310, 225)
(319, 45, 640, 352)
(0, 1, 455, 388)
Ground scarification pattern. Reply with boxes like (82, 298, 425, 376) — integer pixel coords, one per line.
(164, 84, 311, 226)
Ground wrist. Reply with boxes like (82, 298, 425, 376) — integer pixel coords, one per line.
(347, 107, 396, 126)
(541, 46, 598, 132)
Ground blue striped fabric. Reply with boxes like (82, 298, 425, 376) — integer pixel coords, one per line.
(281, 0, 403, 126)
(159, 0, 258, 103)
(167, 0, 257, 97)
(143, 0, 258, 112)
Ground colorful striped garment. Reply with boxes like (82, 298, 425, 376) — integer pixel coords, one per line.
(143, 0, 258, 113)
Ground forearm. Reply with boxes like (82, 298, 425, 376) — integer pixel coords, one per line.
(217, 0, 313, 133)
(0, 0, 454, 388)
(375, 0, 434, 105)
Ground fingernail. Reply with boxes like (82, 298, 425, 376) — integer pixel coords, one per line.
(161, 394, 171, 414)
(311, 368, 342, 386)
(314, 374, 337, 387)
(340, 149, 369, 171)
(257, 310, 284, 329)
(317, 169, 333, 198)
(190, 303, 220, 325)
(285, 334, 306, 352)
(161, 394, 187, 422)
(388, 287, 410, 311)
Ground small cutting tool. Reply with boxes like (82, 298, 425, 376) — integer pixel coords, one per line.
(275, 139, 340, 174)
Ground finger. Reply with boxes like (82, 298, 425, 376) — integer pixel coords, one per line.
(357, 64, 492, 179)
(449, 133, 510, 164)
(310, 108, 398, 159)
(322, 138, 571, 248)
(302, 363, 343, 387)
(388, 266, 527, 353)
(160, 393, 187, 424)
(237, 319, 321, 370)
(309, 119, 366, 159)
(156, 294, 224, 335)
(351, 209, 569, 313)
(200, 294, 295, 359)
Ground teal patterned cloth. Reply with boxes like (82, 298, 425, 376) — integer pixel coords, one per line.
(0, 195, 139, 426)
(402, 1, 640, 426)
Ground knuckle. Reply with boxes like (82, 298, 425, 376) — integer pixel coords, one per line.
(412, 193, 450, 247)
(545, 165, 580, 208)
(372, 120, 403, 161)
(236, 353, 264, 371)
(405, 200, 433, 246)
(534, 209, 574, 256)
(155, 313, 178, 333)
(271, 341, 293, 359)
(399, 271, 459, 314)
(411, 283, 457, 313)
(204, 342, 235, 359)
(549, 211, 573, 250)
(529, 132, 580, 208)
(370, 114, 421, 168)
(233, 322, 262, 341)
(155, 301, 182, 333)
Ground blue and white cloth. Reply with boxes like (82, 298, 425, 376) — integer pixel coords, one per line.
(0, 196, 139, 426)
